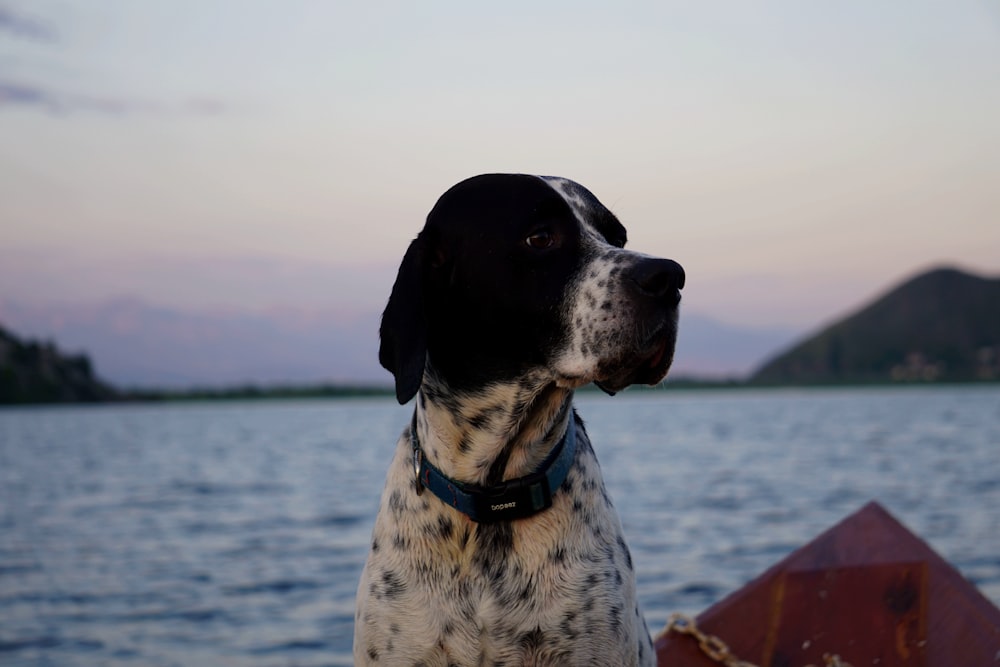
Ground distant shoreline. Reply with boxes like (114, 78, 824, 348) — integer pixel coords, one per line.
(118, 383, 397, 403)
(4, 372, 998, 408)
(100, 376, 999, 405)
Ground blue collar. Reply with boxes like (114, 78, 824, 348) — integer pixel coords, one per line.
(410, 411, 577, 523)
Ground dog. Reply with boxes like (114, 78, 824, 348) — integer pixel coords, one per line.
(355, 174, 684, 666)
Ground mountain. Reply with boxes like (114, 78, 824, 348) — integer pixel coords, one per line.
(0, 298, 795, 389)
(0, 298, 384, 389)
(0, 325, 117, 403)
(671, 312, 798, 379)
(751, 267, 1000, 384)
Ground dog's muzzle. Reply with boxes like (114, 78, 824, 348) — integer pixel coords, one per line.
(595, 257, 685, 394)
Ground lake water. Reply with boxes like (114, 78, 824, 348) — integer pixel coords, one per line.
(2, 386, 999, 666)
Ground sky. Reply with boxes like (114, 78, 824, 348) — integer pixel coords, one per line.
(2, 0, 999, 332)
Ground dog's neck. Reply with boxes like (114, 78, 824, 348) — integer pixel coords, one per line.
(415, 367, 574, 487)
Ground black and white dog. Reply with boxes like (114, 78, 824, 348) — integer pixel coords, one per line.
(355, 174, 684, 666)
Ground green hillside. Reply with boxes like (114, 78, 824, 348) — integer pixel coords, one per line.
(0, 325, 117, 404)
(751, 267, 1000, 385)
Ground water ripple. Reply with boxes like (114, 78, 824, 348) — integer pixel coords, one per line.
(2, 389, 998, 666)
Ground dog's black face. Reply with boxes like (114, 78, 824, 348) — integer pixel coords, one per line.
(380, 174, 684, 403)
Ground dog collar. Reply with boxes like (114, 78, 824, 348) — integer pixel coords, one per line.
(410, 411, 577, 523)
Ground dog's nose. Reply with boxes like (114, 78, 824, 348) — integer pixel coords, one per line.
(628, 258, 685, 302)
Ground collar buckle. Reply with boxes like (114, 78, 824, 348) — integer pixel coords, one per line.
(410, 415, 424, 495)
(473, 473, 553, 521)
(413, 446, 424, 495)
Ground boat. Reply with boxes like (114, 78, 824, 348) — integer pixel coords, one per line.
(654, 501, 1000, 666)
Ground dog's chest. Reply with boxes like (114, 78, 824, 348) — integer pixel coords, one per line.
(356, 427, 653, 666)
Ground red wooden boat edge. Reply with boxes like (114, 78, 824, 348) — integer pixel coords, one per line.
(654, 500, 1000, 666)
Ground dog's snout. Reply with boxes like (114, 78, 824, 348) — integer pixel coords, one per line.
(629, 258, 685, 301)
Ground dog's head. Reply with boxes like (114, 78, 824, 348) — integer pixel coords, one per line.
(380, 174, 684, 404)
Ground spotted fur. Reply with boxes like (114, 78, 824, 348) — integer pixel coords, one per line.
(356, 174, 684, 666)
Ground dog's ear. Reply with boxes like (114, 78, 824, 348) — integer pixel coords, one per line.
(379, 233, 431, 404)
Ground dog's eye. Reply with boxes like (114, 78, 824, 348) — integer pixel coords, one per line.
(525, 229, 555, 250)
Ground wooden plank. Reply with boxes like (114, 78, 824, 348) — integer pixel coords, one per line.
(655, 501, 1000, 666)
